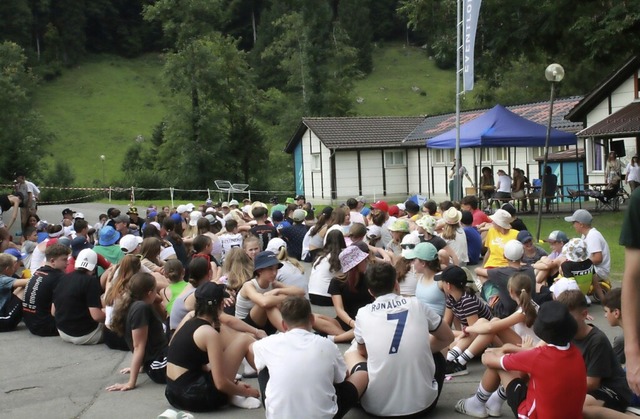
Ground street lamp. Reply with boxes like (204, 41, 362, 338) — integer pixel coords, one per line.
(100, 155, 106, 185)
(535, 63, 565, 242)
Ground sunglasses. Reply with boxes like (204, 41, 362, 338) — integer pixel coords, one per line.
(400, 243, 416, 250)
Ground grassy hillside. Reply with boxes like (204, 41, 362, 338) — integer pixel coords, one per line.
(33, 45, 460, 185)
(33, 54, 167, 185)
(352, 43, 460, 116)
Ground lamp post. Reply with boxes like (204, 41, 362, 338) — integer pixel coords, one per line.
(535, 63, 565, 242)
(100, 155, 106, 185)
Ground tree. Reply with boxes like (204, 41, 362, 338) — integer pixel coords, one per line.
(0, 41, 49, 181)
(337, 0, 373, 74)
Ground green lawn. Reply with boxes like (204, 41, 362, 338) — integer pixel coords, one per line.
(352, 43, 461, 116)
(33, 54, 167, 185)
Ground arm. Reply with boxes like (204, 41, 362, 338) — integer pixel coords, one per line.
(465, 313, 480, 326)
(270, 281, 305, 297)
(590, 251, 603, 266)
(332, 294, 354, 328)
(624, 247, 640, 394)
(11, 278, 29, 288)
(465, 311, 525, 335)
(481, 348, 505, 370)
(244, 282, 287, 309)
(442, 245, 459, 266)
(443, 307, 454, 328)
(220, 312, 266, 340)
(89, 307, 106, 323)
(587, 376, 602, 392)
(430, 320, 454, 353)
(106, 326, 148, 391)
(6, 198, 20, 230)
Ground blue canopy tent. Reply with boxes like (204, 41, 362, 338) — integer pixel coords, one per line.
(426, 104, 577, 149)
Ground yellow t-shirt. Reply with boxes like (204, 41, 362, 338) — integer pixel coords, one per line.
(484, 227, 519, 268)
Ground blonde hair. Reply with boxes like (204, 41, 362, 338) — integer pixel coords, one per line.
(441, 223, 458, 241)
(243, 235, 261, 252)
(0, 253, 17, 272)
(223, 248, 254, 291)
(274, 246, 304, 274)
(104, 255, 142, 306)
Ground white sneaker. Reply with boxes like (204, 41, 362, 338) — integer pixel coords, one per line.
(242, 359, 258, 378)
(230, 395, 261, 409)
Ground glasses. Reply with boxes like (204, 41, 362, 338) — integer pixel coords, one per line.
(400, 243, 416, 250)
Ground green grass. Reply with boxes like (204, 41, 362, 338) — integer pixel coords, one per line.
(518, 211, 625, 281)
(352, 43, 459, 116)
(33, 54, 167, 185)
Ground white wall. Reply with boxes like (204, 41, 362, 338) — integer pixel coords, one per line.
(300, 128, 332, 200)
(334, 151, 359, 198)
(359, 150, 384, 200)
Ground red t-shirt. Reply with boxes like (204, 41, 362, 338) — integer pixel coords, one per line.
(472, 209, 491, 227)
(501, 344, 586, 419)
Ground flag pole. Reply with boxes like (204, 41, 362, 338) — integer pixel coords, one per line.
(454, 0, 462, 202)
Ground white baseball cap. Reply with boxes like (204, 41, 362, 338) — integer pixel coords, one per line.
(119, 234, 143, 254)
(75, 249, 97, 271)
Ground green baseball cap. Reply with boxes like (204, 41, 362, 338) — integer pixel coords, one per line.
(403, 242, 438, 261)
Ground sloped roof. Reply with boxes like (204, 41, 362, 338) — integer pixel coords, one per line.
(577, 101, 640, 138)
(284, 116, 425, 153)
(403, 97, 583, 144)
(566, 56, 640, 122)
(534, 148, 585, 162)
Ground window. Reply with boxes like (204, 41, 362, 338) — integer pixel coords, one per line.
(311, 153, 321, 171)
(529, 146, 568, 161)
(592, 140, 604, 171)
(434, 149, 452, 164)
(480, 148, 491, 163)
(385, 150, 406, 167)
(495, 147, 508, 162)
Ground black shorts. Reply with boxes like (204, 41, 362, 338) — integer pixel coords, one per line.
(310, 294, 333, 307)
(589, 386, 628, 412)
(506, 378, 529, 417)
(0, 294, 23, 332)
(243, 312, 277, 335)
(144, 349, 167, 384)
(165, 371, 228, 412)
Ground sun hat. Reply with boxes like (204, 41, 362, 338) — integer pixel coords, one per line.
(229, 199, 239, 207)
(443, 207, 462, 225)
(564, 209, 593, 225)
(221, 202, 230, 209)
(4, 248, 23, 261)
(533, 300, 578, 346)
(371, 200, 389, 213)
(545, 230, 569, 244)
(504, 240, 524, 261)
(490, 209, 513, 229)
(292, 209, 307, 222)
(562, 238, 589, 262)
(403, 242, 438, 261)
(71, 236, 92, 258)
(99, 226, 120, 246)
(285, 197, 296, 204)
(75, 249, 97, 271)
(516, 230, 533, 244)
(266, 238, 287, 254)
(388, 205, 400, 217)
(339, 246, 369, 273)
(388, 219, 410, 233)
(437, 265, 472, 288)
(126, 206, 138, 215)
(176, 205, 188, 214)
(416, 215, 437, 235)
(400, 234, 421, 258)
(119, 234, 143, 254)
(189, 211, 203, 227)
(253, 251, 283, 273)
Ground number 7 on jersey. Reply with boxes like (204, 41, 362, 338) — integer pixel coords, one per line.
(387, 310, 408, 354)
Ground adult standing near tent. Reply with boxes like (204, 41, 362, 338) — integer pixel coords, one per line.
(625, 156, 640, 192)
(479, 167, 495, 211)
(606, 151, 623, 186)
(449, 159, 474, 201)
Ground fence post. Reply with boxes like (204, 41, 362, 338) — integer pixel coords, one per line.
(170, 187, 174, 209)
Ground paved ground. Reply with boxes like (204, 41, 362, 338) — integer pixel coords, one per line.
(0, 204, 623, 418)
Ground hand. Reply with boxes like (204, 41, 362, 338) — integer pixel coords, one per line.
(105, 382, 134, 392)
(240, 382, 260, 398)
(119, 367, 131, 374)
(254, 329, 267, 340)
(521, 336, 534, 349)
(626, 351, 640, 395)
(223, 296, 235, 308)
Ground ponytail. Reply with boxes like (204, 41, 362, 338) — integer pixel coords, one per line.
(508, 273, 537, 327)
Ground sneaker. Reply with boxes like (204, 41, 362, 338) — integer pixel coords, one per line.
(455, 399, 488, 418)
(445, 360, 468, 377)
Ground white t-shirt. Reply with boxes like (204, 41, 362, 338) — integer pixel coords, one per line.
(276, 261, 308, 297)
(441, 227, 469, 264)
(583, 227, 610, 278)
(350, 211, 365, 225)
(219, 233, 244, 259)
(308, 255, 334, 297)
(626, 163, 640, 183)
(253, 328, 346, 419)
(355, 293, 442, 416)
(496, 174, 512, 193)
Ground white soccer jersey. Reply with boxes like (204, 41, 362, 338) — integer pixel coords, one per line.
(355, 293, 442, 416)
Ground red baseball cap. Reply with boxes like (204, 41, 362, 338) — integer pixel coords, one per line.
(388, 205, 399, 217)
(371, 200, 389, 213)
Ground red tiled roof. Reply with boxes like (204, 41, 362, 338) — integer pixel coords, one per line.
(577, 101, 640, 138)
(403, 97, 583, 143)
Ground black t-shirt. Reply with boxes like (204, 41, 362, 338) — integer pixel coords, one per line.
(280, 224, 309, 260)
(328, 275, 374, 319)
(620, 188, 640, 249)
(560, 259, 593, 278)
(0, 195, 11, 212)
(53, 271, 103, 337)
(510, 218, 528, 232)
(250, 224, 279, 251)
(22, 266, 65, 334)
(421, 235, 447, 251)
(574, 326, 632, 404)
(125, 300, 167, 363)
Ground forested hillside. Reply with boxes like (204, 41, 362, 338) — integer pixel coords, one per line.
(1, 0, 639, 193)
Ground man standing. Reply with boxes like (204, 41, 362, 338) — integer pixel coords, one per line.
(14, 171, 32, 230)
(565, 209, 610, 302)
(347, 262, 454, 416)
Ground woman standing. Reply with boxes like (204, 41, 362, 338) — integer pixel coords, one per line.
(626, 155, 640, 192)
